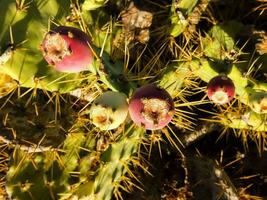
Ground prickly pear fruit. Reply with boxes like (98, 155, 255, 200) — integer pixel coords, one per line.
(129, 84, 174, 130)
(90, 91, 128, 130)
(41, 26, 94, 73)
(207, 75, 235, 105)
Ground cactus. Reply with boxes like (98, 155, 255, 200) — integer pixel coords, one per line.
(69, 124, 145, 200)
(0, 0, 79, 93)
(0, 1, 141, 199)
(190, 58, 267, 112)
(223, 110, 267, 133)
(1, 0, 267, 199)
(0, 88, 75, 149)
(5, 123, 145, 200)
(0, 0, 133, 94)
(158, 61, 197, 98)
(186, 20, 267, 151)
(82, 0, 109, 11)
(169, 0, 211, 38)
(6, 149, 69, 200)
(191, 23, 267, 107)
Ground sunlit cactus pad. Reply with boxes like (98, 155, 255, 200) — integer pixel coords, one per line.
(0, 0, 267, 199)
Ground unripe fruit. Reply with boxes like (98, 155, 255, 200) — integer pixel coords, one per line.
(129, 84, 174, 130)
(41, 26, 94, 73)
(207, 75, 235, 105)
(90, 91, 128, 130)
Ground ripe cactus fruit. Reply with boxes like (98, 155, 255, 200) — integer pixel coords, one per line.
(41, 26, 94, 73)
(207, 75, 235, 105)
(90, 91, 128, 130)
(129, 84, 174, 130)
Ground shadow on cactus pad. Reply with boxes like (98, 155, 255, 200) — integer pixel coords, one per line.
(0, 88, 76, 149)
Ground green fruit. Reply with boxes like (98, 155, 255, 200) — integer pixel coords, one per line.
(90, 91, 128, 130)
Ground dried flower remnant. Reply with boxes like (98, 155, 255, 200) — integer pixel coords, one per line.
(255, 31, 267, 55)
(121, 3, 153, 43)
(0, 73, 17, 98)
(41, 26, 94, 73)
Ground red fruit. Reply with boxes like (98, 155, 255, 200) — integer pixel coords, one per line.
(129, 84, 174, 130)
(41, 26, 93, 73)
(207, 75, 235, 105)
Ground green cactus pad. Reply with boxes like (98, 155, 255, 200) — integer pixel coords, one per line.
(70, 124, 145, 200)
(0, 0, 82, 93)
(159, 61, 193, 98)
(247, 90, 267, 114)
(6, 150, 69, 200)
(82, 0, 110, 11)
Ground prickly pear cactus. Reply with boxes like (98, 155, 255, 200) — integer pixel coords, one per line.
(5, 122, 145, 200)
(0, 0, 267, 199)
(0, 0, 80, 93)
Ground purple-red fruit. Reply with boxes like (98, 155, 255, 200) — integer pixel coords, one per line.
(207, 75, 235, 105)
(129, 84, 174, 130)
(41, 26, 93, 73)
